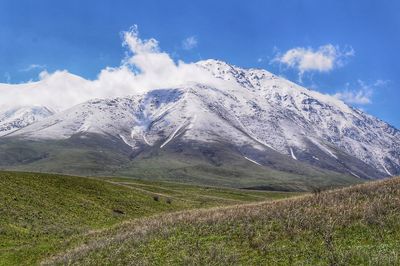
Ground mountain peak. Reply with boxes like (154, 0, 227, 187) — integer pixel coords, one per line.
(0, 105, 54, 136)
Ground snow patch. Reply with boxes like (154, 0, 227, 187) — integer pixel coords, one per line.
(160, 119, 189, 148)
(119, 134, 135, 148)
(143, 134, 151, 146)
(325, 148, 338, 159)
(244, 156, 262, 166)
(310, 139, 338, 160)
(77, 123, 90, 133)
(290, 147, 297, 160)
(350, 171, 361, 178)
(382, 164, 393, 176)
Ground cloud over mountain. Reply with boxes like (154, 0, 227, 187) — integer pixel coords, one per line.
(0, 26, 218, 112)
(273, 44, 354, 81)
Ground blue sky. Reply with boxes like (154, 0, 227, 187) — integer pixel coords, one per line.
(0, 0, 399, 127)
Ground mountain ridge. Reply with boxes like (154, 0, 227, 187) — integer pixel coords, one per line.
(0, 59, 399, 187)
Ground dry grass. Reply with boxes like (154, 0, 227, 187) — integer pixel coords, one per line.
(43, 177, 400, 265)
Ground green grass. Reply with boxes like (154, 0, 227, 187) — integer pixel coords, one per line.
(47, 177, 400, 265)
(113, 152, 362, 191)
(0, 171, 298, 265)
(0, 137, 363, 192)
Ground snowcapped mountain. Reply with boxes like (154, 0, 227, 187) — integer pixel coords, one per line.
(1, 59, 399, 184)
(0, 106, 54, 136)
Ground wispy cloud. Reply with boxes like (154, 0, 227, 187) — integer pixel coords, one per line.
(272, 44, 354, 82)
(3, 72, 11, 83)
(333, 87, 372, 105)
(333, 79, 389, 105)
(20, 64, 46, 72)
(373, 79, 390, 87)
(182, 36, 198, 50)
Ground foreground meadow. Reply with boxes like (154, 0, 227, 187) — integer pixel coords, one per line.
(46, 177, 400, 265)
(0, 171, 293, 265)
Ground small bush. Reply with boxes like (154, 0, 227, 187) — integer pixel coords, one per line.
(112, 209, 125, 215)
(312, 187, 322, 195)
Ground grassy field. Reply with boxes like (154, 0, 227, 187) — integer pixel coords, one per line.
(45, 176, 400, 265)
(0, 171, 298, 265)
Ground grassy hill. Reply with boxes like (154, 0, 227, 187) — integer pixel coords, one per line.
(0, 171, 297, 265)
(45, 177, 400, 265)
(0, 136, 363, 191)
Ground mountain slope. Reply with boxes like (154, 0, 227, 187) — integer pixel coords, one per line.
(0, 60, 399, 187)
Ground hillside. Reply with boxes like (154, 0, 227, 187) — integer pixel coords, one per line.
(0, 135, 363, 192)
(0, 171, 296, 265)
(46, 176, 400, 265)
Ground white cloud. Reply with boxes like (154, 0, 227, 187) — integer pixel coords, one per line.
(182, 36, 198, 50)
(333, 79, 388, 105)
(0, 26, 222, 112)
(273, 44, 354, 81)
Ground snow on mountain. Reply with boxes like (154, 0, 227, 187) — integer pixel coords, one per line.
(0, 106, 54, 136)
(4, 59, 400, 178)
(196, 60, 400, 176)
